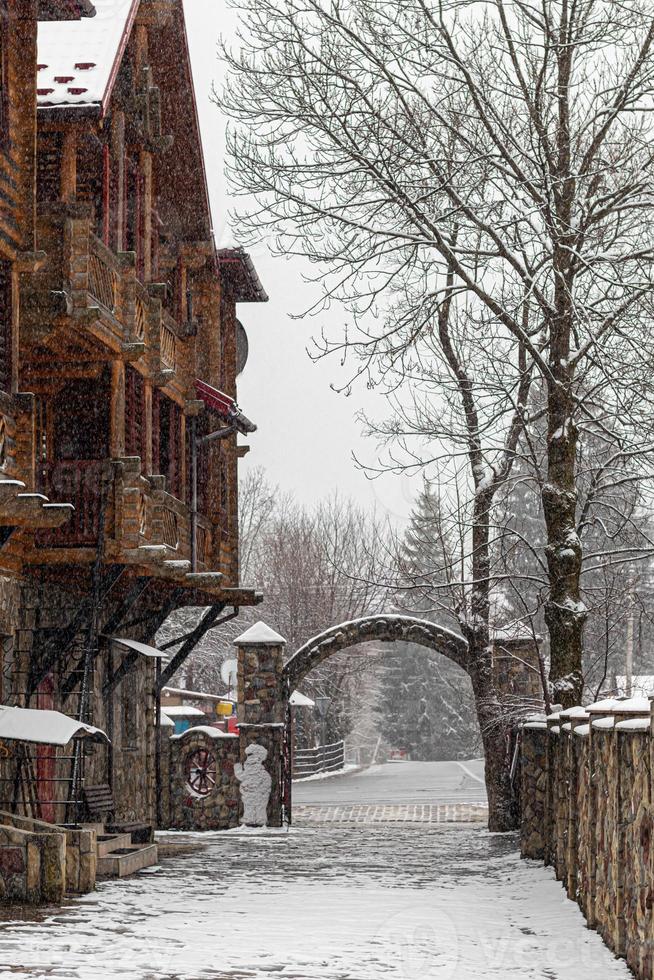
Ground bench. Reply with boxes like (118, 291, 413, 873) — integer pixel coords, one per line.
(83, 784, 153, 844)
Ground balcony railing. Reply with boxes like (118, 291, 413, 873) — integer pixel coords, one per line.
(160, 313, 177, 371)
(30, 454, 230, 580)
(36, 460, 106, 547)
(88, 236, 119, 314)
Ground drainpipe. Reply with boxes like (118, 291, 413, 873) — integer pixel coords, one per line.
(190, 421, 237, 573)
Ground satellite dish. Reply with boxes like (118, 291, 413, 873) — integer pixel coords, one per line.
(221, 658, 238, 691)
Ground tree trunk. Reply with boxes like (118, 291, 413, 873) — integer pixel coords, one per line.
(467, 647, 518, 832)
(464, 487, 519, 831)
(542, 303, 585, 708)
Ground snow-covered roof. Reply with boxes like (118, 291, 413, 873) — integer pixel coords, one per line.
(160, 705, 206, 718)
(162, 686, 234, 703)
(111, 637, 165, 659)
(290, 691, 314, 708)
(170, 725, 238, 742)
(159, 710, 174, 729)
(0, 706, 109, 746)
(234, 621, 286, 646)
(37, 0, 138, 110)
(491, 625, 542, 644)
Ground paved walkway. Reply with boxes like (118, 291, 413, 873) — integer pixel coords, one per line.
(0, 824, 633, 980)
(294, 760, 487, 807)
(294, 802, 488, 823)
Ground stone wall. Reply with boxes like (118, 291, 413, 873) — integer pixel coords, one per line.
(167, 728, 240, 831)
(0, 574, 159, 828)
(521, 700, 654, 979)
(0, 811, 96, 895)
(0, 823, 65, 904)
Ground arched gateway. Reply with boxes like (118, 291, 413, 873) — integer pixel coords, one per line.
(234, 617, 471, 827)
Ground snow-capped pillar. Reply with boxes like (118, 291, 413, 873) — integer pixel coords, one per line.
(234, 622, 287, 827)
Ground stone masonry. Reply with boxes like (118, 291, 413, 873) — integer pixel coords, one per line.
(167, 728, 240, 831)
(521, 698, 654, 980)
(235, 622, 287, 828)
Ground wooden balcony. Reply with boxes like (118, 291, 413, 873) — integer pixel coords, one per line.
(31, 456, 232, 591)
(35, 460, 108, 547)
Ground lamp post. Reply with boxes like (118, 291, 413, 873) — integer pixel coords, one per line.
(314, 696, 331, 773)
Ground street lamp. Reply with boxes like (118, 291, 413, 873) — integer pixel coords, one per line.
(314, 696, 331, 773)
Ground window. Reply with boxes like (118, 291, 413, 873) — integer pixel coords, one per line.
(153, 391, 182, 497)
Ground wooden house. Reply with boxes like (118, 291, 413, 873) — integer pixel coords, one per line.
(0, 0, 265, 831)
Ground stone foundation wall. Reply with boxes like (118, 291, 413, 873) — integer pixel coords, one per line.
(521, 708, 654, 979)
(167, 728, 240, 830)
(0, 574, 158, 828)
(0, 823, 65, 904)
(0, 811, 96, 895)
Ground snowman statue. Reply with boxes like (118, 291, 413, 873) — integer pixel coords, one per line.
(234, 742, 272, 826)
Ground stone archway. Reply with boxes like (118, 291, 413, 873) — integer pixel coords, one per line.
(234, 616, 472, 828)
(283, 615, 469, 694)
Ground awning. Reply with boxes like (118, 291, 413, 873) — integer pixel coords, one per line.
(0, 706, 109, 746)
(290, 691, 315, 708)
(109, 637, 166, 658)
(159, 709, 175, 729)
(195, 380, 257, 435)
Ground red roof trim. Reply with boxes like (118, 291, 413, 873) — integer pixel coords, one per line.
(195, 380, 236, 419)
(100, 0, 140, 118)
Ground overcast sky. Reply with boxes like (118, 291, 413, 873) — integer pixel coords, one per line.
(183, 0, 416, 525)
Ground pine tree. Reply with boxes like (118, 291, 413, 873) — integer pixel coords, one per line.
(378, 480, 481, 760)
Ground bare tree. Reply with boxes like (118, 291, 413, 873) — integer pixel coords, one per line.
(220, 0, 654, 711)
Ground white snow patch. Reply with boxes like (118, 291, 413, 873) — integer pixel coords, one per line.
(234, 620, 287, 646)
(616, 718, 651, 732)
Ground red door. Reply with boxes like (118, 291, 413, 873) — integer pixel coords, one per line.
(36, 676, 56, 823)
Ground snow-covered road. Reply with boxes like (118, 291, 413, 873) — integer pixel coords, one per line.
(0, 823, 631, 980)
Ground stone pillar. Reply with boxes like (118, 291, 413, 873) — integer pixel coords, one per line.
(235, 621, 287, 827)
(520, 722, 547, 859)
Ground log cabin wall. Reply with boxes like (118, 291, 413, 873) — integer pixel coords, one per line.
(0, 0, 265, 832)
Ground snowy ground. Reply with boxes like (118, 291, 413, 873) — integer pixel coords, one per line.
(0, 823, 632, 980)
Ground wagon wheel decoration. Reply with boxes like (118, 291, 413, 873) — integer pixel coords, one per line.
(185, 748, 217, 797)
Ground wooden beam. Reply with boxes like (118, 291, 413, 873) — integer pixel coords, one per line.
(110, 360, 126, 458)
(157, 604, 228, 691)
(60, 131, 77, 203)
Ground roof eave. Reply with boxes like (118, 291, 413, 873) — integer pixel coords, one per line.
(216, 248, 268, 303)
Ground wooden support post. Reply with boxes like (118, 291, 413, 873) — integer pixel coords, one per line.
(110, 360, 126, 458)
(140, 151, 152, 282)
(179, 262, 187, 322)
(134, 24, 148, 75)
(144, 380, 153, 474)
(60, 131, 77, 204)
(111, 111, 125, 250)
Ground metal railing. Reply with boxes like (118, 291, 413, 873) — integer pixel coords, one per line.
(293, 739, 345, 779)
